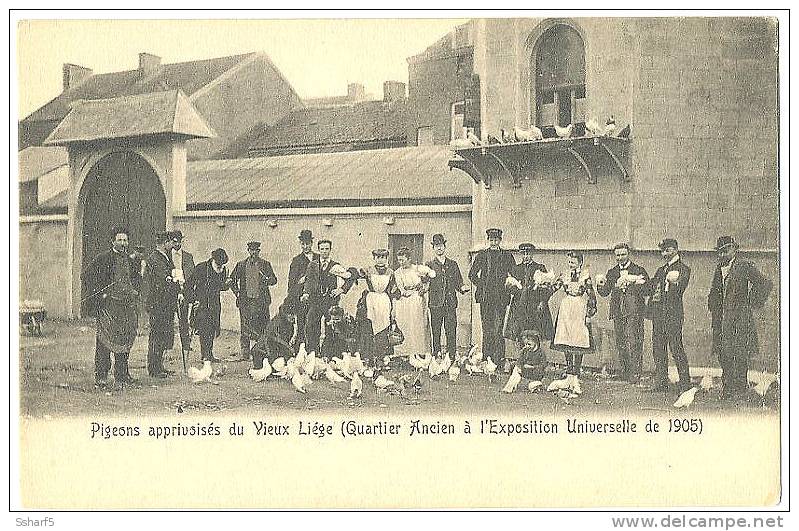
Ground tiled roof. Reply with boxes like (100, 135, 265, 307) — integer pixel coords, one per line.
(44, 90, 215, 145)
(37, 146, 472, 212)
(231, 100, 408, 157)
(18, 146, 68, 183)
(23, 52, 256, 123)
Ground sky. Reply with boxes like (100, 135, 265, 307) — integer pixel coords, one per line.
(16, 18, 468, 118)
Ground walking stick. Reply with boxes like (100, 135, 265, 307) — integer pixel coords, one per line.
(178, 300, 188, 374)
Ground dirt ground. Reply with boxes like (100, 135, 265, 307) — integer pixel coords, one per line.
(18, 320, 780, 418)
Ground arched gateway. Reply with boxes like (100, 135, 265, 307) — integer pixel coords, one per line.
(43, 90, 215, 317)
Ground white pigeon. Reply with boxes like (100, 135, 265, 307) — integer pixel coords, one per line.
(465, 363, 483, 375)
(272, 357, 287, 377)
(285, 357, 298, 379)
(751, 372, 778, 397)
(505, 275, 523, 290)
(325, 366, 346, 383)
(374, 375, 396, 390)
(554, 123, 574, 138)
(188, 360, 213, 383)
(291, 370, 307, 394)
(295, 344, 308, 369)
(448, 365, 461, 382)
(351, 352, 366, 375)
(482, 356, 498, 380)
(466, 131, 482, 146)
(673, 387, 699, 408)
(330, 356, 344, 372)
(585, 117, 603, 137)
(533, 269, 557, 287)
(528, 381, 543, 393)
(349, 372, 363, 398)
(666, 270, 680, 284)
(248, 363, 273, 382)
(440, 352, 452, 373)
(449, 137, 475, 148)
(303, 350, 317, 378)
(502, 367, 522, 393)
(312, 358, 328, 379)
(467, 345, 483, 366)
(409, 352, 431, 370)
(513, 125, 543, 142)
(363, 368, 375, 379)
(329, 264, 352, 279)
(604, 117, 617, 136)
(428, 356, 444, 378)
(339, 352, 354, 377)
(700, 374, 714, 391)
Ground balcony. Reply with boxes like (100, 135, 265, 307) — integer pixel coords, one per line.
(448, 135, 631, 189)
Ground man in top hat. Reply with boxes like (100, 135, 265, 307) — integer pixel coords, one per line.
(708, 236, 772, 398)
(287, 229, 319, 351)
(169, 230, 195, 353)
(644, 238, 692, 393)
(229, 241, 278, 361)
(503, 243, 554, 371)
(425, 233, 469, 359)
(468, 228, 516, 366)
(142, 230, 180, 378)
(301, 239, 354, 353)
(596, 243, 650, 382)
(82, 226, 142, 388)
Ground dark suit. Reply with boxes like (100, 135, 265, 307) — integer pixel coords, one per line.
(142, 249, 179, 376)
(230, 257, 278, 357)
(596, 261, 650, 380)
(172, 249, 195, 351)
(425, 256, 466, 356)
(287, 251, 319, 349)
(503, 260, 554, 342)
(708, 257, 772, 395)
(185, 259, 229, 361)
(468, 248, 516, 363)
(645, 258, 692, 390)
(303, 259, 354, 352)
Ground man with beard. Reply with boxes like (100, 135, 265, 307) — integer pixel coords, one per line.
(287, 229, 319, 351)
(82, 226, 142, 388)
(708, 236, 772, 399)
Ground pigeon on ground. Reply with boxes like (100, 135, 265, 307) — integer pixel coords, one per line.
(673, 387, 699, 408)
(188, 360, 212, 384)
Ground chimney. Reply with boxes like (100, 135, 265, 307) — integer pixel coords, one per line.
(383, 80, 406, 102)
(138, 53, 161, 75)
(62, 64, 92, 92)
(347, 83, 365, 102)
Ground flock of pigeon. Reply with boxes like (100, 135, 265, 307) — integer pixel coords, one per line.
(185, 342, 778, 408)
(449, 116, 629, 148)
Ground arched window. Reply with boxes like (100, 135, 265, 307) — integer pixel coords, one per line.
(532, 24, 586, 137)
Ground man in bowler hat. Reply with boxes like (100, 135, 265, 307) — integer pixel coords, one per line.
(287, 229, 319, 351)
(142, 230, 180, 378)
(708, 236, 772, 398)
(469, 228, 515, 366)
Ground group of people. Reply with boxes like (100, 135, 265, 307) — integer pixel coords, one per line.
(82, 224, 772, 401)
(469, 228, 772, 399)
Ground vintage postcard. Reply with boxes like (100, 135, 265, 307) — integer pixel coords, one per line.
(11, 10, 788, 517)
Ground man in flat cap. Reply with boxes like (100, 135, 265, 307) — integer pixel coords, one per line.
(469, 228, 516, 367)
(425, 234, 469, 359)
(229, 241, 278, 361)
(644, 238, 692, 393)
(503, 243, 554, 372)
(287, 229, 319, 352)
(141, 230, 180, 378)
(169, 230, 195, 355)
(708, 236, 772, 399)
(596, 243, 650, 383)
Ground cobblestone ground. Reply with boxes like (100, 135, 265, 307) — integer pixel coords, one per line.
(19, 320, 779, 417)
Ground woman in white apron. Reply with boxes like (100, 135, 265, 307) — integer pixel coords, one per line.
(393, 247, 436, 358)
(549, 251, 597, 395)
(354, 249, 399, 365)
